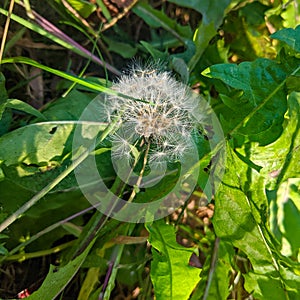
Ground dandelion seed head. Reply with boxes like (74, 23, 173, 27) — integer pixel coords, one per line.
(102, 62, 202, 163)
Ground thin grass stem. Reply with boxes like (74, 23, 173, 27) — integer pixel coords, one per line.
(0, 0, 15, 63)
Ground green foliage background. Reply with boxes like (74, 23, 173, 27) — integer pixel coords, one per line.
(0, 0, 299, 299)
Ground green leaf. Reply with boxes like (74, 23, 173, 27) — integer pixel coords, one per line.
(270, 178, 300, 257)
(235, 92, 300, 187)
(146, 221, 201, 300)
(65, 0, 96, 18)
(27, 238, 94, 300)
(213, 143, 299, 298)
(213, 146, 272, 271)
(102, 37, 137, 59)
(170, 57, 189, 83)
(191, 239, 233, 300)
(133, 2, 192, 42)
(184, 0, 231, 71)
(286, 75, 300, 92)
(203, 57, 300, 145)
(1, 57, 113, 94)
(140, 41, 169, 60)
(0, 99, 46, 120)
(271, 25, 300, 53)
(0, 73, 12, 136)
(0, 123, 75, 166)
(167, 0, 231, 25)
(0, 73, 8, 104)
(39, 89, 95, 121)
(244, 272, 289, 300)
(239, 2, 269, 26)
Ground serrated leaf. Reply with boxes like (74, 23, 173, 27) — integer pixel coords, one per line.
(146, 221, 201, 300)
(271, 25, 300, 53)
(213, 142, 299, 298)
(213, 144, 274, 267)
(235, 92, 300, 186)
(203, 57, 300, 145)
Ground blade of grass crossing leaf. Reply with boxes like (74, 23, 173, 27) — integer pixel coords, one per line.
(101, 224, 134, 300)
(26, 238, 96, 300)
(0, 56, 147, 103)
(0, 115, 120, 233)
(0, 8, 78, 55)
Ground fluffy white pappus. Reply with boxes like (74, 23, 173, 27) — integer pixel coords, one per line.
(101, 63, 202, 164)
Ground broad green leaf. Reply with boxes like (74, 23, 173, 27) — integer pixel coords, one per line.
(146, 221, 201, 300)
(213, 143, 299, 297)
(38, 89, 95, 121)
(239, 2, 269, 26)
(213, 146, 272, 272)
(0, 123, 75, 166)
(270, 178, 300, 257)
(244, 272, 289, 300)
(0, 99, 46, 120)
(27, 238, 94, 300)
(271, 25, 300, 53)
(203, 57, 300, 145)
(235, 92, 300, 187)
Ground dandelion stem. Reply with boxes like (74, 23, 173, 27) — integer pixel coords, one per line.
(127, 140, 151, 203)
